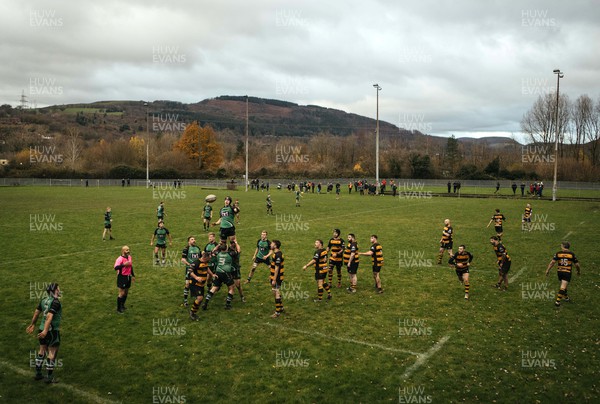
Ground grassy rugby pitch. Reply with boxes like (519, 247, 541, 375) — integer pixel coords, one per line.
(0, 185, 598, 403)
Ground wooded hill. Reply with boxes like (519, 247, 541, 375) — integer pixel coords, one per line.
(2, 97, 595, 181)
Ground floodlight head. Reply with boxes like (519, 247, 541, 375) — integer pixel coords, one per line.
(553, 69, 560, 73)
(373, 83, 381, 89)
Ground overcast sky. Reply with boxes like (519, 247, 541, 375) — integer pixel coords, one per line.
(1, 0, 598, 140)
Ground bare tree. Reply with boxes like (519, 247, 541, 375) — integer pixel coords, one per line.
(570, 95, 593, 161)
(588, 97, 600, 165)
(521, 93, 570, 156)
(63, 127, 83, 170)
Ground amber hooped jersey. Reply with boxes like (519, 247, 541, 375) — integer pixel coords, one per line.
(441, 226, 453, 243)
(493, 243, 511, 262)
(270, 251, 285, 281)
(328, 238, 345, 262)
(343, 242, 359, 265)
(449, 250, 473, 267)
(313, 248, 328, 274)
(492, 213, 505, 226)
(553, 250, 578, 273)
(370, 243, 384, 267)
(190, 261, 209, 287)
(523, 206, 532, 219)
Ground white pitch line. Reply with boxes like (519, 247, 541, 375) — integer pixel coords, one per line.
(264, 323, 420, 356)
(563, 231, 573, 239)
(509, 266, 528, 283)
(400, 335, 451, 380)
(0, 360, 121, 404)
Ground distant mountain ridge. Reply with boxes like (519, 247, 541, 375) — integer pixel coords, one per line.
(6, 96, 521, 150)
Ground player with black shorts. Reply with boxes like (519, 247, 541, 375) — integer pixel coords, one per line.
(522, 203, 532, 231)
(103, 207, 114, 241)
(490, 236, 511, 291)
(181, 237, 201, 307)
(359, 235, 384, 293)
(26, 283, 62, 383)
(545, 242, 581, 307)
(202, 240, 239, 310)
(245, 230, 272, 284)
(188, 252, 212, 320)
(437, 219, 453, 264)
(151, 220, 172, 265)
(448, 245, 473, 300)
(343, 233, 359, 293)
(303, 239, 331, 301)
(212, 196, 239, 242)
(487, 209, 506, 239)
(270, 240, 285, 318)
(327, 229, 345, 288)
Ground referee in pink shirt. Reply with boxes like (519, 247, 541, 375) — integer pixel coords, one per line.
(115, 246, 135, 313)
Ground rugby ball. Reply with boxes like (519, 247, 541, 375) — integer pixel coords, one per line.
(205, 194, 217, 203)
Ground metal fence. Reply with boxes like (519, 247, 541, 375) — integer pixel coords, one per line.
(1, 178, 599, 191)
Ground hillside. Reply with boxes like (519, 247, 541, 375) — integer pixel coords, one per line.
(0, 97, 519, 150)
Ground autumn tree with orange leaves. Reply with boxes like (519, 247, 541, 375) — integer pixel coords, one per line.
(174, 122, 223, 171)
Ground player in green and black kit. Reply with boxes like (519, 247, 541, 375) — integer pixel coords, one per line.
(202, 202, 212, 232)
(151, 220, 172, 265)
(202, 239, 239, 310)
(212, 196, 239, 242)
(26, 283, 62, 383)
(266, 194, 273, 215)
(181, 236, 201, 307)
(245, 230, 272, 284)
(157, 201, 166, 223)
(102, 207, 114, 241)
(204, 232, 218, 288)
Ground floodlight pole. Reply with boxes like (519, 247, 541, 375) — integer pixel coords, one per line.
(552, 69, 563, 202)
(145, 102, 149, 188)
(245, 96, 249, 192)
(373, 84, 381, 194)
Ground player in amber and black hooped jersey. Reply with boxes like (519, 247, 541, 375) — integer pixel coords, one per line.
(188, 252, 213, 320)
(327, 229, 345, 288)
(343, 234, 359, 293)
(522, 203, 532, 231)
(269, 240, 285, 318)
(487, 209, 506, 239)
(303, 239, 331, 301)
(437, 219, 453, 264)
(181, 236, 201, 307)
(212, 196, 239, 242)
(359, 235, 384, 294)
(545, 241, 581, 307)
(490, 236, 511, 291)
(245, 230, 272, 284)
(448, 245, 473, 300)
